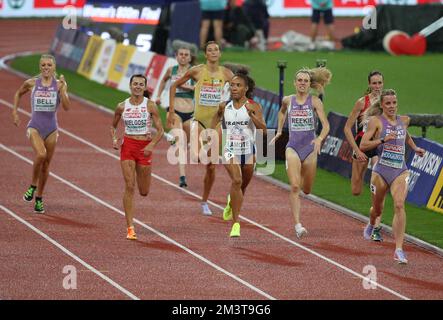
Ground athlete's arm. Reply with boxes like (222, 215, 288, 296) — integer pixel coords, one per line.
(211, 102, 226, 129)
(156, 66, 172, 105)
(147, 100, 165, 149)
(360, 117, 382, 152)
(344, 98, 366, 160)
(12, 78, 35, 126)
(111, 102, 124, 149)
(246, 101, 267, 135)
(57, 75, 70, 111)
(312, 96, 330, 155)
(269, 95, 289, 144)
(403, 116, 425, 157)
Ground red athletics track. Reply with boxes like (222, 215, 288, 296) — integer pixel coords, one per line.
(1, 19, 443, 300)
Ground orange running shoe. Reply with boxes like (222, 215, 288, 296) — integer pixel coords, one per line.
(126, 226, 137, 240)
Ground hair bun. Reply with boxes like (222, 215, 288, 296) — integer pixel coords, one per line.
(235, 68, 249, 76)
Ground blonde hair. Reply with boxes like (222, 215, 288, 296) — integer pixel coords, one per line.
(294, 67, 332, 94)
(362, 89, 397, 125)
(311, 67, 332, 94)
(37, 54, 58, 78)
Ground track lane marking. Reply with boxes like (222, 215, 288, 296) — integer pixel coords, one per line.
(0, 98, 410, 300)
(0, 204, 139, 300)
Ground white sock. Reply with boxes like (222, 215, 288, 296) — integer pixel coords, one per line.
(295, 223, 303, 231)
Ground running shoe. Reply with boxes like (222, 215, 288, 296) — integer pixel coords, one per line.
(394, 249, 408, 264)
(371, 226, 383, 242)
(179, 176, 188, 188)
(126, 226, 137, 240)
(230, 222, 240, 237)
(363, 224, 374, 240)
(295, 224, 308, 239)
(201, 202, 212, 216)
(34, 198, 45, 214)
(165, 132, 176, 146)
(23, 185, 36, 202)
(223, 194, 232, 221)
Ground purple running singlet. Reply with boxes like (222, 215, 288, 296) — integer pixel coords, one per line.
(372, 115, 408, 186)
(286, 95, 316, 161)
(27, 77, 59, 139)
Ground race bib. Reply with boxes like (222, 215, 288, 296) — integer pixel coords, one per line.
(123, 108, 150, 135)
(379, 143, 404, 169)
(290, 109, 314, 131)
(199, 85, 222, 107)
(226, 133, 251, 156)
(33, 90, 57, 112)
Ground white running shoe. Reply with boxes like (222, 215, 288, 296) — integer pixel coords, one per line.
(164, 132, 176, 145)
(201, 202, 212, 216)
(295, 224, 308, 239)
(394, 249, 408, 264)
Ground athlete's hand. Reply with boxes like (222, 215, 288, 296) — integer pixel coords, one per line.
(59, 75, 67, 91)
(166, 112, 175, 128)
(155, 98, 161, 106)
(244, 102, 255, 117)
(312, 137, 323, 155)
(269, 131, 282, 145)
(354, 149, 368, 162)
(414, 147, 425, 157)
(12, 110, 20, 126)
(143, 144, 154, 157)
(112, 137, 119, 150)
(383, 132, 397, 143)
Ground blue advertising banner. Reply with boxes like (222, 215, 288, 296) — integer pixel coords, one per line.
(318, 112, 356, 179)
(406, 138, 443, 207)
(252, 87, 286, 130)
(67, 32, 91, 71)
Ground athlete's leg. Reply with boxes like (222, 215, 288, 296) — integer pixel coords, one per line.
(121, 160, 137, 228)
(369, 173, 388, 226)
(240, 162, 255, 195)
(300, 151, 318, 195)
(28, 128, 47, 188)
(135, 164, 152, 197)
(224, 162, 243, 223)
(286, 148, 302, 225)
(351, 158, 368, 196)
(202, 163, 216, 203)
(189, 120, 201, 164)
(390, 172, 409, 251)
(168, 112, 187, 179)
(36, 131, 58, 197)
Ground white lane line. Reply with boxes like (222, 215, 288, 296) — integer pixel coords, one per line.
(0, 98, 410, 300)
(0, 143, 276, 300)
(0, 204, 139, 300)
